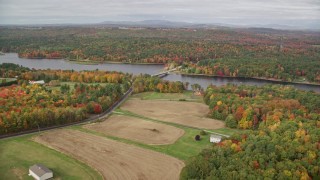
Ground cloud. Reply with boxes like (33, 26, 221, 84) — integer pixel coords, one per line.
(0, 0, 319, 28)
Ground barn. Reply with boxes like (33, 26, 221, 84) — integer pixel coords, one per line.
(29, 164, 53, 180)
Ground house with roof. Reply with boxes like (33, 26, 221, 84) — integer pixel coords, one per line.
(29, 164, 53, 180)
(210, 134, 222, 143)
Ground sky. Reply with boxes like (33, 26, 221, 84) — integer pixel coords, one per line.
(0, 0, 319, 28)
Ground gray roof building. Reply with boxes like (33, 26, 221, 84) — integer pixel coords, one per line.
(29, 164, 53, 180)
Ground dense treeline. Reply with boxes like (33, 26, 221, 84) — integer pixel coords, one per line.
(0, 27, 319, 82)
(181, 120, 320, 179)
(180, 56, 320, 83)
(19, 69, 131, 85)
(132, 75, 185, 93)
(181, 85, 320, 179)
(0, 67, 131, 135)
(0, 63, 30, 78)
(204, 84, 319, 129)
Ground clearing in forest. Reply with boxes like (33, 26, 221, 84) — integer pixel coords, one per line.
(121, 99, 225, 129)
(84, 114, 184, 145)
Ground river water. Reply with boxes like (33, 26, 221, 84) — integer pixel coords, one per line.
(1, 53, 319, 92)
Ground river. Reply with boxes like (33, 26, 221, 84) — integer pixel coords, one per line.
(1, 53, 319, 92)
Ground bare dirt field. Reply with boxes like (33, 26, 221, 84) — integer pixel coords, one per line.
(84, 114, 184, 145)
(121, 99, 225, 129)
(34, 129, 184, 180)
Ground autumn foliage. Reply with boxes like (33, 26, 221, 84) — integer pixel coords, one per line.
(0, 67, 131, 135)
(204, 84, 320, 129)
(1, 27, 319, 83)
(132, 75, 185, 93)
(182, 84, 320, 179)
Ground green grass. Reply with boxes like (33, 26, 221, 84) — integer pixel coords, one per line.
(47, 82, 111, 91)
(0, 135, 102, 180)
(131, 91, 203, 102)
(0, 78, 17, 85)
(150, 128, 214, 160)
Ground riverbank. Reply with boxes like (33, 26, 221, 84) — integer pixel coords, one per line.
(103, 61, 165, 65)
(58, 57, 165, 65)
(18, 56, 62, 59)
(177, 72, 320, 87)
(14, 53, 165, 65)
(66, 59, 100, 65)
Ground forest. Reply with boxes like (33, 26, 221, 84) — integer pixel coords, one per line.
(204, 84, 319, 129)
(132, 74, 185, 93)
(0, 64, 131, 134)
(0, 63, 185, 135)
(0, 27, 319, 83)
(181, 84, 320, 179)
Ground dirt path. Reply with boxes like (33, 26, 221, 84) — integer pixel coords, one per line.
(84, 114, 184, 145)
(121, 99, 225, 129)
(34, 129, 184, 180)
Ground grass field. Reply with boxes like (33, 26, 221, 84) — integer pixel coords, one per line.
(131, 91, 202, 102)
(0, 78, 17, 85)
(0, 135, 102, 180)
(47, 82, 111, 91)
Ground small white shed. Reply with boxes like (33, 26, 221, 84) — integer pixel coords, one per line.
(29, 80, 45, 85)
(210, 134, 222, 143)
(29, 164, 53, 180)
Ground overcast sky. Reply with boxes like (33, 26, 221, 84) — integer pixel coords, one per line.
(0, 0, 319, 28)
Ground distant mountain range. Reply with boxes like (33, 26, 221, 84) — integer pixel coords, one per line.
(97, 20, 320, 31)
(98, 20, 212, 28)
(2, 20, 319, 31)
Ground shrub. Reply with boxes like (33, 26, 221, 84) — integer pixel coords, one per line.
(200, 130, 207, 135)
(49, 80, 60, 86)
(225, 114, 237, 128)
(195, 135, 201, 141)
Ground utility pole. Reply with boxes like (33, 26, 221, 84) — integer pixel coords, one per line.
(279, 36, 283, 52)
(36, 122, 40, 133)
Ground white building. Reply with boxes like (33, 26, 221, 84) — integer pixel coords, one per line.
(210, 134, 222, 143)
(29, 164, 53, 180)
(29, 80, 45, 85)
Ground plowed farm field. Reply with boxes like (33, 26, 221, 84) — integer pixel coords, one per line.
(84, 114, 184, 145)
(34, 129, 184, 180)
(121, 99, 225, 129)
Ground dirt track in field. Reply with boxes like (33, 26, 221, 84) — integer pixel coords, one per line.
(34, 129, 184, 180)
(84, 114, 184, 145)
(121, 99, 225, 130)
